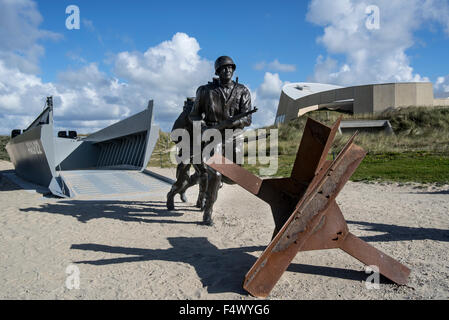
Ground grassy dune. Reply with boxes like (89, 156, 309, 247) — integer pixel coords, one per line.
(244, 106, 449, 184)
(0, 135, 9, 162)
(148, 130, 177, 168)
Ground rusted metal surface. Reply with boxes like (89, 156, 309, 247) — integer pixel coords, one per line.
(206, 117, 411, 298)
(299, 200, 348, 251)
(208, 117, 343, 238)
(340, 233, 410, 285)
(290, 117, 341, 183)
(207, 154, 263, 195)
(243, 137, 368, 297)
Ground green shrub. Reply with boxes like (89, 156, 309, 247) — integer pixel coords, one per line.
(0, 136, 10, 161)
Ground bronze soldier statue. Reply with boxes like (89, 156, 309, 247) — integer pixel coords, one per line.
(189, 56, 253, 225)
(166, 97, 208, 211)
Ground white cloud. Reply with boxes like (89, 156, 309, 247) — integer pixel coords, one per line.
(0, 60, 57, 115)
(0, 0, 215, 135)
(114, 32, 213, 92)
(434, 75, 449, 98)
(258, 72, 284, 98)
(0, 13, 214, 134)
(0, 0, 61, 74)
(0, 1, 281, 135)
(251, 72, 288, 128)
(113, 32, 214, 129)
(421, 0, 449, 35)
(306, 0, 449, 87)
(254, 59, 296, 72)
(0, 59, 134, 133)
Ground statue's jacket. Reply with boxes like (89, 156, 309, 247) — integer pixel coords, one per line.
(189, 78, 252, 130)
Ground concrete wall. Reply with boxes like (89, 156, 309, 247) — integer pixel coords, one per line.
(395, 83, 417, 107)
(354, 85, 374, 114)
(415, 82, 434, 106)
(434, 98, 449, 106)
(276, 82, 440, 124)
(391, 82, 434, 108)
(285, 93, 299, 122)
(335, 86, 354, 101)
(373, 84, 395, 112)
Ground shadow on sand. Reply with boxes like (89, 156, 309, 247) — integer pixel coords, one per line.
(347, 220, 449, 242)
(1, 170, 51, 194)
(19, 197, 401, 294)
(409, 189, 449, 195)
(0, 172, 23, 191)
(20, 200, 202, 225)
(70, 237, 392, 295)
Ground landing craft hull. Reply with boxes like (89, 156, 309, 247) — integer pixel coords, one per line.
(6, 98, 161, 198)
(6, 124, 56, 192)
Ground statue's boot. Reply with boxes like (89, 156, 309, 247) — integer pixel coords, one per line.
(196, 174, 208, 209)
(202, 208, 214, 226)
(166, 192, 175, 211)
(201, 169, 221, 226)
(196, 194, 206, 209)
(169, 162, 193, 208)
(166, 173, 192, 210)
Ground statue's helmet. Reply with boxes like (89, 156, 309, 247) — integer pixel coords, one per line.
(214, 56, 236, 74)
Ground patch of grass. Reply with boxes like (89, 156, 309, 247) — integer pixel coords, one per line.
(243, 154, 296, 177)
(254, 106, 449, 183)
(243, 152, 449, 185)
(351, 152, 449, 185)
(148, 130, 177, 168)
(0, 136, 10, 161)
(151, 106, 449, 184)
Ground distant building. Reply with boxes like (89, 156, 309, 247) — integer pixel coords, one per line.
(275, 82, 449, 125)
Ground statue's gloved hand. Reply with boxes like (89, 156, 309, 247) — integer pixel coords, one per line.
(224, 118, 242, 129)
(231, 119, 242, 128)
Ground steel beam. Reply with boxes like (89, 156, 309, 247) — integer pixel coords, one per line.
(206, 116, 411, 298)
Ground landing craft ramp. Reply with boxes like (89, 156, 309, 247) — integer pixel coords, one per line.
(57, 170, 172, 200)
(5, 97, 171, 199)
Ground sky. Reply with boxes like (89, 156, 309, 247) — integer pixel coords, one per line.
(0, 0, 449, 135)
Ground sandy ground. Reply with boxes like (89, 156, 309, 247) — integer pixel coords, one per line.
(0, 159, 448, 300)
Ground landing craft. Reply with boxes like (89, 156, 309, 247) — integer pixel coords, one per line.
(6, 97, 171, 198)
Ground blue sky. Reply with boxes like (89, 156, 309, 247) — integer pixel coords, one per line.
(36, 0, 320, 86)
(1, 0, 449, 134)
